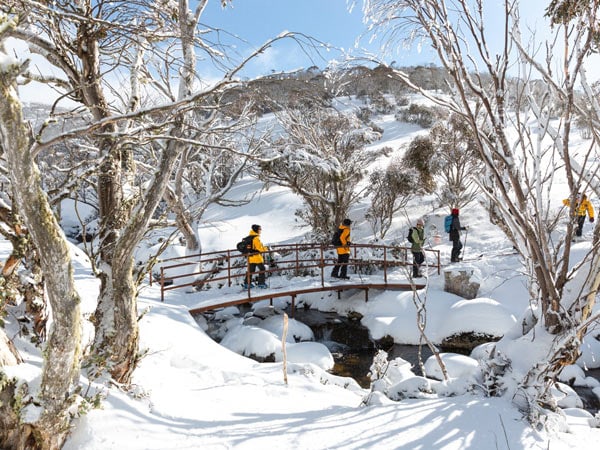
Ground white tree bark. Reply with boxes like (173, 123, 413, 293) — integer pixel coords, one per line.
(0, 43, 82, 448)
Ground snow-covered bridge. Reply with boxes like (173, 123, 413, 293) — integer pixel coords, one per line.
(153, 243, 439, 315)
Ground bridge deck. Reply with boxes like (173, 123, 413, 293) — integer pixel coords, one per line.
(188, 281, 425, 316)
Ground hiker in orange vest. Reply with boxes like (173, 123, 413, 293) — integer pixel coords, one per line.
(332, 218, 352, 280)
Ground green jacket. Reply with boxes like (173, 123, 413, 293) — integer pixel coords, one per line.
(410, 226, 425, 252)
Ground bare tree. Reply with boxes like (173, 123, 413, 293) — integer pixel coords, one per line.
(161, 105, 263, 264)
(0, 38, 82, 448)
(2, 0, 262, 385)
(366, 157, 420, 239)
(261, 105, 386, 236)
(363, 0, 600, 423)
(428, 114, 482, 209)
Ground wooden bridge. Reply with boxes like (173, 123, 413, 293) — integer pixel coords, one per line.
(152, 242, 441, 316)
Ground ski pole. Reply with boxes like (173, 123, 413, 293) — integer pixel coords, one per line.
(461, 227, 469, 260)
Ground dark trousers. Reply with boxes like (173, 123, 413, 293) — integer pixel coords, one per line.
(247, 262, 266, 285)
(451, 239, 463, 262)
(332, 253, 350, 277)
(576, 215, 586, 237)
(412, 251, 424, 276)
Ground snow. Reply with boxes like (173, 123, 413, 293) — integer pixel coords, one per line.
(4, 110, 600, 449)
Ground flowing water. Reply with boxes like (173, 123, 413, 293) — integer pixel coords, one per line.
(286, 307, 434, 387)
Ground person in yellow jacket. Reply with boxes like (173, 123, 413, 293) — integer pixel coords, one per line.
(332, 218, 352, 280)
(563, 193, 595, 238)
(243, 224, 269, 289)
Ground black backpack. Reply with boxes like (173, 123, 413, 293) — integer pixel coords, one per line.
(236, 235, 256, 254)
(331, 229, 343, 246)
(406, 227, 415, 244)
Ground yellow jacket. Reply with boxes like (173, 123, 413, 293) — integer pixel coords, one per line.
(563, 195, 594, 219)
(336, 224, 351, 255)
(247, 229, 267, 264)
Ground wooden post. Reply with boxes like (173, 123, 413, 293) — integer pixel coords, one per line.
(319, 245, 325, 287)
(383, 246, 388, 284)
(245, 257, 252, 297)
(160, 267, 165, 302)
(282, 313, 289, 385)
(227, 250, 232, 287)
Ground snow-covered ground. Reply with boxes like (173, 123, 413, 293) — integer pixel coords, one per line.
(4, 110, 600, 449)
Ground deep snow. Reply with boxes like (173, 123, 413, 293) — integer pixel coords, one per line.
(3, 112, 600, 449)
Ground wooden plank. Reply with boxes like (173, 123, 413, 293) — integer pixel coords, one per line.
(188, 282, 425, 315)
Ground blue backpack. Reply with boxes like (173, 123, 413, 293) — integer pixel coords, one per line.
(444, 215, 453, 233)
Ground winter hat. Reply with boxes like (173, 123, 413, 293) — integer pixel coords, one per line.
(416, 218, 424, 226)
(342, 218, 352, 226)
(251, 224, 261, 233)
(451, 208, 459, 215)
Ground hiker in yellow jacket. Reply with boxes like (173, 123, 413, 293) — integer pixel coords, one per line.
(563, 193, 595, 238)
(243, 224, 269, 289)
(332, 218, 352, 279)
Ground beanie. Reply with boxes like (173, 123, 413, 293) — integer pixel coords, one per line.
(251, 224, 261, 233)
(451, 208, 459, 215)
(342, 218, 352, 226)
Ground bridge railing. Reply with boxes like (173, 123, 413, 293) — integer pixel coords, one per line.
(153, 242, 441, 301)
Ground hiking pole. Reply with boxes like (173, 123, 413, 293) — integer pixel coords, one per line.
(401, 207, 413, 230)
(461, 227, 469, 260)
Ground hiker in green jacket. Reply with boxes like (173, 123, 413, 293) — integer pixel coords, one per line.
(410, 218, 426, 278)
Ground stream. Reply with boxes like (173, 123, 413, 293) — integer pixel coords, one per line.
(198, 306, 600, 414)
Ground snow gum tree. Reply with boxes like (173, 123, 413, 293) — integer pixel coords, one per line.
(1, 0, 250, 386)
(0, 21, 82, 448)
(363, 0, 600, 424)
(0, 0, 176, 389)
(404, 114, 482, 209)
(0, 1, 269, 447)
(261, 105, 386, 235)
(366, 157, 420, 239)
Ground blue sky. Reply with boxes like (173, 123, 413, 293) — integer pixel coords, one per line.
(200, 0, 437, 78)
(199, 1, 558, 80)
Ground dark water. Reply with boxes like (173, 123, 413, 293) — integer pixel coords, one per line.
(576, 368, 600, 414)
(285, 307, 433, 388)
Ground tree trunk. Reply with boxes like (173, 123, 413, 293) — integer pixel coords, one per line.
(1, 55, 82, 450)
(164, 186, 200, 254)
(93, 139, 183, 382)
(93, 251, 139, 383)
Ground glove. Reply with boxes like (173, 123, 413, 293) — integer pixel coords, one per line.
(590, 217, 595, 223)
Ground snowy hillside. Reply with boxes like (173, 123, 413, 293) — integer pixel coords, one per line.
(5, 97, 600, 449)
